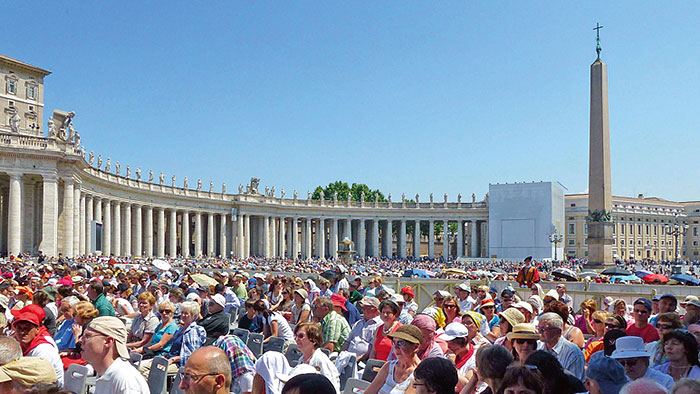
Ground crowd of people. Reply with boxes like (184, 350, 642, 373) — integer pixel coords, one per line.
(0, 257, 699, 394)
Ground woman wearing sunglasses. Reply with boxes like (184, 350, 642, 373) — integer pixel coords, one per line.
(646, 312, 683, 367)
(441, 296, 463, 325)
(508, 323, 540, 364)
(584, 314, 626, 362)
(584, 310, 611, 348)
(365, 325, 423, 394)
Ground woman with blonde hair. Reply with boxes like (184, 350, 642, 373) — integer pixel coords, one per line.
(442, 296, 463, 325)
(126, 292, 159, 350)
(574, 298, 597, 335)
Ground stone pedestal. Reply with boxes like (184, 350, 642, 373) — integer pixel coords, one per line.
(586, 221, 614, 268)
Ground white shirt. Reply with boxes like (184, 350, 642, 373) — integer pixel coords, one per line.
(28, 340, 64, 387)
(95, 357, 150, 394)
(643, 367, 674, 390)
(266, 313, 295, 342)
(301, 348, 340, 394)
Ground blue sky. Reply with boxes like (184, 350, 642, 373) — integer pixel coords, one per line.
(6, 2, 700, 201)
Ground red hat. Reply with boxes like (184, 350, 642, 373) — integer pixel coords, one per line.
(331, 293, 347, 311)
(479, 298, 495, 309)
(58, 275, 73, 286)
(11, 304, 45, 327)
(400, 286, 415, 297)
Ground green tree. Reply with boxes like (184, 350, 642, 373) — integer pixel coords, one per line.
(311, 181, 386, 202)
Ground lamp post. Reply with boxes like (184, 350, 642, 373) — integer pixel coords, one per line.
(664, 214, 688, 264)
(548, 227, 564, 261)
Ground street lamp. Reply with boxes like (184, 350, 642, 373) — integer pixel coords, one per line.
(548, 227, 564, 261)
(664, 214, 688, 264)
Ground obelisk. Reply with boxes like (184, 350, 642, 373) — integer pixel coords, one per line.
(586, 24, 614, 268)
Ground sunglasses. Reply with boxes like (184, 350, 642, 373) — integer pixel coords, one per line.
(657, 324, 674, 330)
(593, 319, 603, 324)
(444, 304, 457, 309)
(481, 305, 494, 310)
(434, 297, 444, 301)
(513, 338, 537, 345)
(605, 323, 619, 329)
(617, 358, 639, 367)
(393, 340, 411, 348)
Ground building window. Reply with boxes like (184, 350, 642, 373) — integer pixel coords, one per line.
(612, 225, 616, 235)
(26, 84, 37, 100)
(638, 224, 642, 233)
(568, 223, 575, 235)
(6, 78, 17, 95)
(654, 225, 657, 236)
(629, 224, 633, 234)
(621, 239, 625, 246)
(694, 227, 699, 237)
(646, 225, 649, 235)
(621, 224, 625, 235)
(584, 239, 588, 245)
(613, 239, 617, 245)
(568, 240, 575, 246)
(637, 240, 642, 246)
(584, 224, 588, 235)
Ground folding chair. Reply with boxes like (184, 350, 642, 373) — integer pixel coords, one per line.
(339, 355, 357, 391)
(247, 332, 264, 358)
(64, 364, 90, 394)
(232, 327, 250, 343)
(320, 347, 331, 357)
(263, 336, 286, 354)
(343, 378, 369, 394)
(147, 356, 170, 394)
(129, 351, 143, 368)
(284, 343, 303, 367)
(361, 359, 385, 382)
(169, 367, 185, 394)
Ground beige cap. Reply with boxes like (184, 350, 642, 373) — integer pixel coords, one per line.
(0, 357, 57, 386)
(87, 316, 130, 359)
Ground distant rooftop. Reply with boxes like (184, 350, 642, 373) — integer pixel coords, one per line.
(0, 54, 51, 76)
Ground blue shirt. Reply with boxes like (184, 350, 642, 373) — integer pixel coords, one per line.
(54, 318, 76, 351)
(167, 322, 207, 366)
(344, 300, 362, 327)
(151, 320, 179, 356)
(537, 337, 585, 380)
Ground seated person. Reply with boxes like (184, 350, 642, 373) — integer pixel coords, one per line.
(239, 299, 264, 333)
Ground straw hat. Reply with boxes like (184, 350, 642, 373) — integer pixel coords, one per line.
(506, 323, 540, 341)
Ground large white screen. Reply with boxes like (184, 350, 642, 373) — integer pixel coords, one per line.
(501, 219, 535, 247)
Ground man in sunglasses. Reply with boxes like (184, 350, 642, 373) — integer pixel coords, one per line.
(611, 336, 674, 390)
(626, 298, 659, 343)
(81, 316, 150, 393)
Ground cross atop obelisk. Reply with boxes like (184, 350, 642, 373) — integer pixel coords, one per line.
(594, 23, 603, 60)
(586, 23, 614, 268)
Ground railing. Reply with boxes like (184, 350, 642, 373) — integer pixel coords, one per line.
(236, 194, 488, 210)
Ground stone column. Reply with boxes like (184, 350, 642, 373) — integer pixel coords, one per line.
(291, 217, 299, 258)
(457, 220, 464, 257)
(316, 219, 325, 258)
(207, 213, 214, 257)
(169, 210, 177, 257)
(157, 208, 165, 258)
(344, 218, 352, 243)
(194, 212, 202, 257)
(73, 187, 81, 255)
(182, 211, 190, 257)
(133, 205, 142, 256)
(85, 195, 93, 255)
(269, 217, 276, 257)
(382, 220, 391, 257)
(236, 213, 243, 258)
(113, 202, 121, 256)
(243, 214, 250, 258)
(94, 198, 102, 252)
(443, 219, 449, 258)
(39, 174, 57, 258)
(263, 215, 270, 258)
(63, 178, 74, 257)
(330, 218, 338, 257)
(428, 220, 435, 258)
(470, 221, 479, 257)
(398, 220, 406, 258)
(414, 219, 421, 258)
(219, 214, 227, 258)
(278, 217, 285, 258)
(103, 200, 111, 256)
(358, 219, 366, 257)
(305, 218, 312, 259)
(143, 206, 153, 257)
(123, 203, 131, 257)
(372, 219, 379, 257)
(79, 193, 86, 255)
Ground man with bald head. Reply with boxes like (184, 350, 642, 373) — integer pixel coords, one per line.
(179, 346, 232, 394)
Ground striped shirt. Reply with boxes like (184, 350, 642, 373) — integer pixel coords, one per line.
(214, 335, 257, 379)
(320, 311, 351, 352)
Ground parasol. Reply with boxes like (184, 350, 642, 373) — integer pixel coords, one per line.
(152, 259, 171, 271)
(190, 273, 219, 287)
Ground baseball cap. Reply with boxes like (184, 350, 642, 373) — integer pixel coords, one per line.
(513, 301, 533, 314)
(0, 357, 57, 386)
(387, 324, 423, 344)
(433, 290, 450, 298)
(11, 304, 45, 326)
(359, 297, 380, 308)
(211, 294, 226, 308)
(456, 283, 470, 291)
(659, 294, 677, 306)
(185, 292, 201, 302)
(681, 295, 699, 305)
(87, 316, 130, 359)
(633, 297, 652, 312)
(439, 322, 470, 341)
(686, 299, 700, 309)
(331, 294, 347, 311)
(586, 356, 629, 394)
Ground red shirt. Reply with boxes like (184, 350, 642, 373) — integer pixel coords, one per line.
(374, 323, 402, 361)
(625, 322, 659, 343)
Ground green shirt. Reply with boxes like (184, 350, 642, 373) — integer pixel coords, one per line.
(93, 293, 116, 317)
(234, 283, 248, 300)
(320, 311, 350, 352)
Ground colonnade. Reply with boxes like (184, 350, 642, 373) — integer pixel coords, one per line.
(235, 214, 487, 259)
(0, 171, 231, 258)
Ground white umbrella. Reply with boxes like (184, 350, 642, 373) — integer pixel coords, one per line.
(152, 259, 171, 271)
